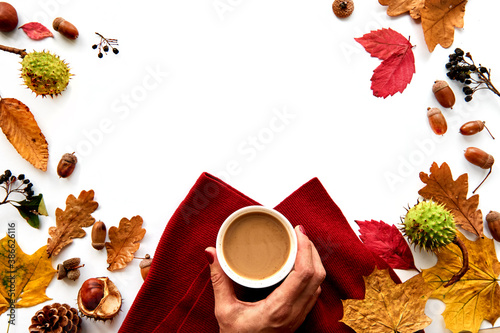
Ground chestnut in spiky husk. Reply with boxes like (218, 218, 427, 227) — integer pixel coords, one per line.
(77, 277, 122, 321)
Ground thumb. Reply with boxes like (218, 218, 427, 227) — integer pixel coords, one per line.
(205, 247, 236, 305)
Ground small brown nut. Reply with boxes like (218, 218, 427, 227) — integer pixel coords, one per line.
(486, 211, 500, 242)
(77, 277, 122, 321)
(57, 152, 77, 178)
(139, 254, 152, 281)
(57, 264, 67, 280)
(427, 107, 447, 135)
(464, 147, 494, 170)
(53, 17, 78, 39)
(67, 269, 81, 281)
(332, 0, 354, 18)
(62, 257, 81, 270)
(432, 80, 455, 108)
(91, 221, 107, 250)
(0, 2, 18, 32)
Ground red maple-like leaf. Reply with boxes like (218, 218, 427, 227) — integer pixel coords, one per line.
(355, 28, 415, 98)
(19, 22, 54, 40)
(355, 219, 418, 271)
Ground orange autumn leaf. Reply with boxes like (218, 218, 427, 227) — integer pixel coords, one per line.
(423, 233, 500, 333)
(418, 162, 483, 237)
(106, 216, 146, 271)
(421, 0, 468, 52)
(47, 190, 99, 257)
(0, 236, 56, 315)
(341, 268, 433, 333)
(378, 0, 425, 19)
(0, 98, 48, 171)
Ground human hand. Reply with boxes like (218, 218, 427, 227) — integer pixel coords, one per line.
(205, 225, 326, 333)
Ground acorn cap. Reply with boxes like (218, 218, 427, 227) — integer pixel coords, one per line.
(332, 0, 354, 18)
(432, 80, 449, 93)
(427, 107, 442, 117)
(139, 254, 152, 269)
(62, 257, 81, 270)
(67, 269, 81, 281)
(57, 264, 67, 280)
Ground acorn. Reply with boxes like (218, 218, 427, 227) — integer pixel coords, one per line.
(459, 120, 495, 139)
(464, 147, 494, 193)
(486, 211, 500, 242)
(427, 107, 447, 135)
(57, 152, 77, 178)
(139, 254, 153, 281)
(91, 221, 107, 250)
(53, 17, 78, 39)
(432, 80, 455, 108)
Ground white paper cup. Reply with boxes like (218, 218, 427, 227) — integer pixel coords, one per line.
(216, 206, 298, 289)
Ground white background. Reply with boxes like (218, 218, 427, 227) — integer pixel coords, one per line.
(0, 0, 499, 332)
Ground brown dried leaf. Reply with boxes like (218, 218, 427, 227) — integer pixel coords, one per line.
(341, 268, 433, 333)
(47, 190, 99, 257)
(418, 162, 483, 237)
(421, 0, 468, 52)
(378, 0, 425, 19)
(0, 98, 48, 171)
(106, 216, 146, 271)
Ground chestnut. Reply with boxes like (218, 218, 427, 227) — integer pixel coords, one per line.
(0, 2, 18, 32)
(77, 277, 122, 321)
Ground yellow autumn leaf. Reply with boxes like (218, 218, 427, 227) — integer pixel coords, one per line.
(423, 233, 500, 333)
(421, 0, 468, 52)
(106, 216, 146, 271)
(0, 235, 56, 315)
(341, 268, 433, 333)
(0, 98, 48, 171)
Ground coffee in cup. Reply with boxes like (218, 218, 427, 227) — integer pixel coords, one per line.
(216, 206, 297, 288)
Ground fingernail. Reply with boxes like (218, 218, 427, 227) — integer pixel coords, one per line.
(299, 225, 307, 236)
(204, 249, 214, 264)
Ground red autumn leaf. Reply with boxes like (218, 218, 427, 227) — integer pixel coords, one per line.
(356, 220, 418, 271)
(19, 22, 54, 40)
(355, 28, 415, 98)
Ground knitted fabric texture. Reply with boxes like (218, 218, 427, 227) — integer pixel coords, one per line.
(119, 173, 400, 332)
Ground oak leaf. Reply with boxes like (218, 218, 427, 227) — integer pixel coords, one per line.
(420, 0, 468, 52)
(106, 216, 146, 271)
(355, 28, 415, 98)
(341, 268, 432, 333)
(0, 98, 48, 171)
(47, 190, 99, 257)
(378, 0, 425, 19)
(418, 162, 483, 237)
(422, 233, 500, 333)
(19, 22, 54, 40)
(356, 220, 417, 271)
(0, 235, 56, 315)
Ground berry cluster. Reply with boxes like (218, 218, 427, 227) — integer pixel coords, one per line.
(0, 169, 35, 203)
(446, 48, 500, 102)
(92, 32, 119, 58)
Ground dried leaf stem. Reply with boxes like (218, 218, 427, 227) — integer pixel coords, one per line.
(443, 236, 469, 287)
(0, 44, 27, 58)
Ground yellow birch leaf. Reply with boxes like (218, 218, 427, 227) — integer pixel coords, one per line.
(47, 190, 99, 257)
(106, 216, 146, 271)
(422, 233, 500, 333)
(0, 235, 56, 315)
(0, 98, 48, 171)
(341, 268, 433, 333)
(421, 0, 468, 52)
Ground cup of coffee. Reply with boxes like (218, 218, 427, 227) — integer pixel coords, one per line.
(216, 206, 298, 288)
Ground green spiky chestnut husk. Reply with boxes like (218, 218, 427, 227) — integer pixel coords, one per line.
(403, 201, 456, 252)
(20, 51, 71, 97)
